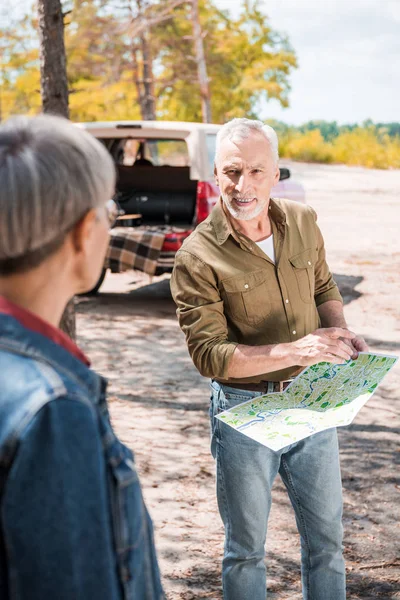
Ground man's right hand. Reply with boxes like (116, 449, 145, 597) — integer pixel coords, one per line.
(291, 328, 356, 366)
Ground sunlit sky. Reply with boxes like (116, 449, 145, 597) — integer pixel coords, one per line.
(215, 0, 400, 125)
(4, 0, 400, 125)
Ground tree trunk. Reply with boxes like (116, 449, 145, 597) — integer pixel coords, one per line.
(132, 46, 145, 114)
(141, 32, 156, 120)
(191, 0, 212, 123)
(37, 0, 69, 118)
(37, 0, 76, 340)
(132, 0, 156, 121)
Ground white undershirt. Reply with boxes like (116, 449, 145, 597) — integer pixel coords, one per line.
(255, 234, 275, 263)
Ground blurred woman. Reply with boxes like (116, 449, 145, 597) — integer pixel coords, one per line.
(0, 115, 164, 599)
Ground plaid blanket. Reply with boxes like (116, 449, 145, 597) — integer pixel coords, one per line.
(104, 228, 166, 276)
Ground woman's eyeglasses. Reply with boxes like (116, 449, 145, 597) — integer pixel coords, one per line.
(105, 199, 124, 228)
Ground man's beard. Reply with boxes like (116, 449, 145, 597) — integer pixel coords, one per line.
(221, 192, 268, 221)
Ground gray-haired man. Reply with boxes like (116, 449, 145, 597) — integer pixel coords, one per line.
(171, 118, 367, 599)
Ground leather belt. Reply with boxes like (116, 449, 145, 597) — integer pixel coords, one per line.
(219, 380, 293, 393)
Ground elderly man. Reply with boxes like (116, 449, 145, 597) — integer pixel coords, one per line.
(0, 115, 163, 599)
(171, 118, 367, 600)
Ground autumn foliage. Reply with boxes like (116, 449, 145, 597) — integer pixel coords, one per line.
(276, 125, 400, 170)
(1, 0, 399, 168)
(1, 0, 297, 124)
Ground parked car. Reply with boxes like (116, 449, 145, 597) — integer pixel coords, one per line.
(76, 121, 305, 291)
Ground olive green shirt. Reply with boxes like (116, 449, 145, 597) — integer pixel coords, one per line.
(170, 198, 343, 384)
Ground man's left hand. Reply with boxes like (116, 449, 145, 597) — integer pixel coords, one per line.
(344, 334, 369, 359)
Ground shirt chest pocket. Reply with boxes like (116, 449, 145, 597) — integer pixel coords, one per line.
(221, 269, 271, 327)
(289, 248, 316, 304)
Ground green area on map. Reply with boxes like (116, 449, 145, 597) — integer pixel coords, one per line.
(216, 353, 398, 451)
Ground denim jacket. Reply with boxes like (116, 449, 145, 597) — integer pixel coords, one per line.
(0, 314, 164, 600)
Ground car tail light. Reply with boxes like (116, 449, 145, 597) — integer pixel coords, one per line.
(162, 231, 192, 252)
(196, 181, 219, 223)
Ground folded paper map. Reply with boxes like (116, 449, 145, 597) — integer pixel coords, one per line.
(216, 352, 398, 451)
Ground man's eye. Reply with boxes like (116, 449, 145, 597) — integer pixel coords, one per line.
(228, 170, 238, 174)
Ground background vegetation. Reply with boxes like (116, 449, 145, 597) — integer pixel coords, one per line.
(0, 0, 297, 123)
(271, 120, 400, 170)
(1, 0, 399, 169)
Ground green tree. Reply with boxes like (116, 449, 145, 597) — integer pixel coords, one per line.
(154, 0, 297, 123)
(0, 13, 41, 119)
(1, 0, 297, 124)
(65, 0, 142, 121)
(299, 120, 340, 142)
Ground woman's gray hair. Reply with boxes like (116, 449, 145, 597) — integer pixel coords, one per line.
(215, 118, 279, 165)
(0, 114, 116, 274)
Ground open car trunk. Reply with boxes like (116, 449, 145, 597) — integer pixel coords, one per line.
(115, 165, 198, 227)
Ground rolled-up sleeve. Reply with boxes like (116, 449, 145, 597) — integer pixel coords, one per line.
(310, 208, 343, 307)
(170, 250, 237, 379)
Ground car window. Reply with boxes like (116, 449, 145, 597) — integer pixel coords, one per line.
(98, 138, 189, 167)
(206, 133, 217, 179)
(145, 140, 189, 167)
(119, 139, 140, 165)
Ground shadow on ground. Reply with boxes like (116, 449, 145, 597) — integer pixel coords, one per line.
(76, 273, 400, 600)
(364, 336, 400, 351)
(81, 271, 363, 308)
(333, 273, 363, 305)
(77, 277, 176, 317)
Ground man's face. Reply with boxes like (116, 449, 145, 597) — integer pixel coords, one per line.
(215, 131, 280, 222)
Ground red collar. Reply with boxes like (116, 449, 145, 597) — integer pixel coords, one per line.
(0, 296, 90, 366)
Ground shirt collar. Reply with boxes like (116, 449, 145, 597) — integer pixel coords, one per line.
(209, 199, 233, 245)
(210, 197, 286, 245)
(268, 197, 287, 228)
(0, 296, 90, 366)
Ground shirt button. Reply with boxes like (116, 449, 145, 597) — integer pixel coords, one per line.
(285, 299, 289, 303)
(292, 330, 297, 335)
(244, 284, 249, 289)
(308, 261, 312, 266)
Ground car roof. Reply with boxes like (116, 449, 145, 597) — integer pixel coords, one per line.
(75, 120, 221, 139)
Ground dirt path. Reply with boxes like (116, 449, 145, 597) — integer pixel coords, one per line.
(77, 162, 400, 599)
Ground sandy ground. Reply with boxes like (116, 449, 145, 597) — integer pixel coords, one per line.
(76, 161, 400, 599)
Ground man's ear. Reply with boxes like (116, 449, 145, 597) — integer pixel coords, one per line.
(70, 209, 97, 253)
(273, 164, 280, 185)
(214, 163, 219, 185)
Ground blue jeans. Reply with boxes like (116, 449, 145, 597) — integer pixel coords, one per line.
(210, 380, 346, 600)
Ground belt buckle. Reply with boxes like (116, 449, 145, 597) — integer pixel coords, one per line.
(272, 381, 285, 392)
(278, 379, 294, 392)
(266, 381, 277, 393)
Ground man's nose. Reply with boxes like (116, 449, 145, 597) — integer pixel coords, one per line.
(235, 172, 249, 193)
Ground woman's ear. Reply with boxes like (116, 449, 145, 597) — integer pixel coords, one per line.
(70, 209, 97, 254)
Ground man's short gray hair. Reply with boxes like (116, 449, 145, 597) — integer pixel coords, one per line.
(215, 118, 279, 165)
(0, 114, 116, 274)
